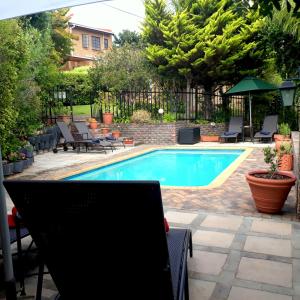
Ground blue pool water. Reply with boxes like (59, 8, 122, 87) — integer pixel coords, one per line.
(66, 149, 244, 187)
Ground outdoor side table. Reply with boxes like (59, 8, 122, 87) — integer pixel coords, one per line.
(178, 127, 200, 144)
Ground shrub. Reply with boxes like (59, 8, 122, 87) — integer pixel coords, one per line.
(131, 110, 152, 123)
(278, 123, 291, 136)
(163, 113, 176, 123)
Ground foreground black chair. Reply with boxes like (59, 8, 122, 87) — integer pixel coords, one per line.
(4, 180, 192, 300)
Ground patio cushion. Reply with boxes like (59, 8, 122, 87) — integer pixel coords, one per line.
(164, 218, 170, 233)
(224, 131, 238, 136)
(260, 130, 270, 135)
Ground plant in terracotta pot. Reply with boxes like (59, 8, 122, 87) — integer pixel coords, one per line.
(275, 123, 291, 150)
(246, 146, 296, 213)
(88, 118, 98, 129)
(99, 91, 116, 125)
(278, 142, 293, 171)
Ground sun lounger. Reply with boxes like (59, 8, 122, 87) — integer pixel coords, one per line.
(254, 115, 278, 142)
(55, 121, 110, 153)
(220, 116, 243, 142)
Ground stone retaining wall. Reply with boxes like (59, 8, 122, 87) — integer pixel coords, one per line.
(98, 122, 226, 145)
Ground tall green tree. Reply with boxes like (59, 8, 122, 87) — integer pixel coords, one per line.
(21, 8, 74, 63)
(114, 30, 142, 47)
(89, 44, 153, 91)
(143, 0, 267, 117)
(262, 2, 300, 78)
(0, 20, 26, 156)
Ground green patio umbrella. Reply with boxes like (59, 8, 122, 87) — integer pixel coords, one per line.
(225, 77, 278, 141)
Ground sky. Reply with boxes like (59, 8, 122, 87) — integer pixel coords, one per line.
(70, 0, 145, 36)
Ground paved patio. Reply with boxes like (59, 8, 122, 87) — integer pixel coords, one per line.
(1, 210, 300, 300)
(1, 142, 298, 299)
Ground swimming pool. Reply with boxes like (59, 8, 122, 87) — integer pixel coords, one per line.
(66, 149, 245, 187)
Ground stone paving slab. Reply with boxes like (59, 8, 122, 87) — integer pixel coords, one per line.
(193, 230, 235, 248)
(244, 236, 292, 257)
(250, 220, 292, 236)
(236, 257, 293, 287)
(228, 286, 292, 300)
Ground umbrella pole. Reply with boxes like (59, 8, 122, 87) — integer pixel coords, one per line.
(0, 146, 17, 300)
(249, 93, 253, 142)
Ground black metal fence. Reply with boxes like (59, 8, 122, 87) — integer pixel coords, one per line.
(43, 88, 300, 130)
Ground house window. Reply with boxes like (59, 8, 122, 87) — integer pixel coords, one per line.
(104, 38, 109, 49)
(82, 34, 89, 48)
(92, 36, 101, 50)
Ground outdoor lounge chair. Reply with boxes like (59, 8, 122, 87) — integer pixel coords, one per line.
(73, 121, 125, 148)
(254, 115, 278, 142)
(55, 121, 111, 153)
(220, 116, 243, 142)
(4, 180, 193, 300)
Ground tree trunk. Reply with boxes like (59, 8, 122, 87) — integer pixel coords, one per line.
(203, 84, 214, 120)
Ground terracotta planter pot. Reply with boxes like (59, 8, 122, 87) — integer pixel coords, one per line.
(201, 135, 220, 142)
(89, 121, 98, 129)
(279, 154, 293, 171)
(275, 138, 292, 151)
(101, 127, 110, 134)
(274, 134, 291, 142)
(123, 138, 134, 146)
(103, 112, 113, 125)
(246, 170, 296, 213)
(112, 130, 121, 138)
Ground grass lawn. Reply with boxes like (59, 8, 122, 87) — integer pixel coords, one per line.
(72, 104, 94, 116)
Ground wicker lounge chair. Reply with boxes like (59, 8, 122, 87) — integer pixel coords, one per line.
(73, 121, 125, 148)
(220, 116, 243, 143)
(254, 115, 278, 142)
(55, 121, 111, 153)
(4, 180, 193, 300)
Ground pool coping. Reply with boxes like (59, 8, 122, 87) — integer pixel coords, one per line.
(56, 146, 253, 190)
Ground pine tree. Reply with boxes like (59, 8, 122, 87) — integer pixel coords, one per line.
(143, 0, 267, 118)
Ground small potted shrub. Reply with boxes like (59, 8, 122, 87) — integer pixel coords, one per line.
(279, 142, 293, 171)
(200, 122, 220, 142)
(88, 118, 98, 129)
(275, 123, 291, 150)
(2, 160, 14, 176)
(246, 146, 296, 213)
(8, 152, 24, 173)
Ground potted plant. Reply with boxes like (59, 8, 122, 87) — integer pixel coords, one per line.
(123, 137, 134, 146)
(246, 146, 296, 213)
(2, 160, 14, 176)
(112, 130, 121, 138)
(200, 134, 220, 142)
(99, 91, 115, 125)
(54, 104, 71, 124)
(8, 152, 24, 173)
(88, 118, 98, 129)
(278, 142, 293, 171)
(275, 123, 291, 150)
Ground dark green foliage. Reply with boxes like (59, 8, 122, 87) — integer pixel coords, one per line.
(114, 30, 142, 47)
(0, 20, 25, 156)
(261, 3, 300, 78)
(89, 44, 154, 91)
(254, 0, 300, 17)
